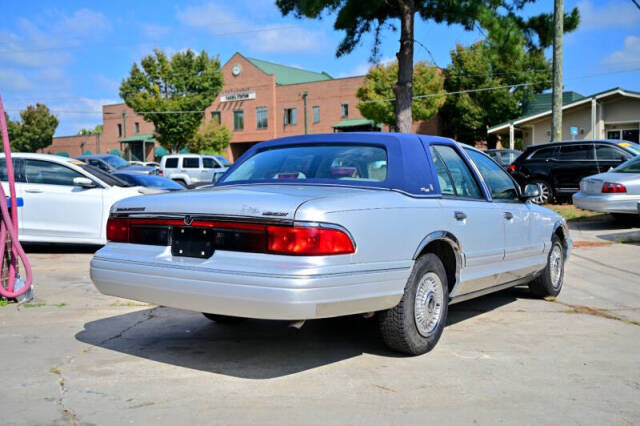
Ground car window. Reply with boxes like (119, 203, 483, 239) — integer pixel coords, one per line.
(595, 145, 631, 161)
(430, 145, 483, 199)
(558, 144, 595, 160)
(202, 158, 219, 168)
(183, 157, 200, 168)
(528, 147, 556, 160)
(102, 155, 129, 169)
(79, 165, 129, 187)
(466, 149, 519, 201)
(0, 159, 25, 182)
(24, 159, 84, 186)
(164, 158, 178, 168)
(500, 151, 519, 165)
(222, 144, 387, 183)
(613, 156, 640, 173)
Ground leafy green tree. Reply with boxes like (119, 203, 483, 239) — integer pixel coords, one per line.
(187, 120, 232, 155)
(4, 104, 58, 152)
(119, 49, 223, 152)
(276, 0, 579, 133)
(77, 124, 103, 135)
(357, 61, 444, 129)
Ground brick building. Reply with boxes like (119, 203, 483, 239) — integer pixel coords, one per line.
(50, 52, 440, 161)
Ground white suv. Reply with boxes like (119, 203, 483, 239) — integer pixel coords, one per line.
(160, 154, 230, 187)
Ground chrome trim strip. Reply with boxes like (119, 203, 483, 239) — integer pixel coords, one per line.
(110, 212, 293, 225)
(449, 274, 537, 304)
(92, 256, 410, 281)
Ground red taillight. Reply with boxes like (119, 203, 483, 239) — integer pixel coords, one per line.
(602, 182, 626, 193)
(508, 164, 516, 172)
(106, 218, 129, 242)
(267, 226, 354, 255)
(157, 170, 163, 176)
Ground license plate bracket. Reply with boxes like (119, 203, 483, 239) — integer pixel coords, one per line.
(171, 227, 215, 258)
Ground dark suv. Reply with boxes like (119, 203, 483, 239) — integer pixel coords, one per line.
(509, 139, 640, 204)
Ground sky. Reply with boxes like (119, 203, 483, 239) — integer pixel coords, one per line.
(1, 0, 639, 137)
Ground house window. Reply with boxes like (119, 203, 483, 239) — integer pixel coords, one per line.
(117, 124, 122, 137)
(284, 108, 297, 125)
(233, 110, 244, 131)
(134, 122, 140, 133)
(211, 111, 221, 125)
(341, 103, 349, 118)
(313, 106, 320, 123)
(256, 107, 268, 129)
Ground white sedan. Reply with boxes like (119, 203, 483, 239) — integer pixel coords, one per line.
(0, 153, 150, 244)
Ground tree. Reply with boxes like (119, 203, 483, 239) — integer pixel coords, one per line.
(4, 104, 58, 152)
(440, 8, 579, 146)
(119, 49, 223, 152)
(187, 120, 232, 155)
(357, 61, 445, 129)
(77, 124, 103, 135)
(276, 0, 579, 133)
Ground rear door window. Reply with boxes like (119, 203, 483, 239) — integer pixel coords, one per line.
(430, 145, 483, 199)
(558, 144, 595, 161)
(528, 147, 557, 160)
(164, 158, 178, 168)
(183, 157, 200, 168)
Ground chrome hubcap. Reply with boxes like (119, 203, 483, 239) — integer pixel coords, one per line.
(549, 244, 563, 288)
(414, 272, 444, 337)
(533, 183, 550, 204)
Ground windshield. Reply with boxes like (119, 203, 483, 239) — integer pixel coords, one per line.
(216, 155, 231, 167)
(618, 142, 640, 156)
(221, 144, 388, 184)
(115, 173, 184, 189)
(79, 164, 132, 187)
(613, 156, 640, 173)
(103, 155, 130, 169)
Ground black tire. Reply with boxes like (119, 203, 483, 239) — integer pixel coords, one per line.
(378, 253, 449, 355)
(202, 313, 246, 323)
(529, 179, 554, 205)
(529, 235, 565, 298)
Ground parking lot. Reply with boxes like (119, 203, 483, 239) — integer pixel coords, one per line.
(1, 216, 639, 425)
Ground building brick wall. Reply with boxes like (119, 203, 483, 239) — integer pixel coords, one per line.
(44, 134, 100, 157)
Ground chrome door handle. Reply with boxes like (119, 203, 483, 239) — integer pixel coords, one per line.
(454, 211, 467, 221)
(504, 212, 514, 220)
(24, 189, 42, 193)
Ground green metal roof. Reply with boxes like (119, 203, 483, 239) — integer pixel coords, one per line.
(522, 91, 585, 116)
(332, 118, 381, 129)
(246, 56, 333, 85)
(120, 133, 155, 143)
(154, 146, 169, 157)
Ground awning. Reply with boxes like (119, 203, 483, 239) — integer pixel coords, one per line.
(332, 118, 382, 130)
(56, 151, 69, 157)
(154, 146, 169, 157)
(82, 150, 93, 155)
(120, 133, 155, 143)
(109, 149, 122, 157)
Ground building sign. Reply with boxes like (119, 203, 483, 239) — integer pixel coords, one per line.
(220, 90, 256, 102)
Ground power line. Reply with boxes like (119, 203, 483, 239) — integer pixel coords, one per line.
(631, 0, 640, 10)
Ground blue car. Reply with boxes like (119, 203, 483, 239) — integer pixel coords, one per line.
(76, 154, 158, 175)
(91, 133, 571, 355)
(113, 172, 185, 191)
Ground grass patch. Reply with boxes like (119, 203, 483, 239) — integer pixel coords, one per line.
(546, 204, 609, 222)
(617, 237, 640, 244)
(0, 298, 7, 307)
(23, 301, 46, 308)
(109, 301, 150, 307)
(56, 302, 67, 308)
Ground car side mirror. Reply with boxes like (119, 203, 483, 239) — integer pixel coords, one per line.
(522, 183, 540, 200)
(608, 166, 614, 172)
(73, 177, 97, 188)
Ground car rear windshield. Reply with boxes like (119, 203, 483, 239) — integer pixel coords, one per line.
(221, 144, 388, 183)
(613, 157, 640, 173)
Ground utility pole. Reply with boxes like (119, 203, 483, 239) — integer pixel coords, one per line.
(551, 0, 563, 142)
(301, 91, 309, 135)
(121, 110, 130, 161)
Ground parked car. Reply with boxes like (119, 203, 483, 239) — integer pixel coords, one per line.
(0, 153, 148, 244)
(573, 155, 640, 219)
(91, 133, 571, 355)
(509, 140, 640, 204)
(486, 149, 521, 168)
(75, 154, 158, 175)
(129, 161, 161, 168)
(113, 172, 185, 192)
(160, 154, 229, 187)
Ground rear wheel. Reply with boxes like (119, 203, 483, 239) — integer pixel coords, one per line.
(529, 235, 565, 298)
(529, 179, 553, 204)
(378, 253, 448, 355)
(202, 313, 246, 324)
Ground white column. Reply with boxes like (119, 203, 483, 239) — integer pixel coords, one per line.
(509, 125, 515, 150)
(591, 98, 597, 139)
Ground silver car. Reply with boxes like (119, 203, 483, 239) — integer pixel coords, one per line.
(90, 133, 571, 355)
(573, 156, 640, 218)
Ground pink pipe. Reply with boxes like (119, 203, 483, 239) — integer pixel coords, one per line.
(0, 92, 32, 298)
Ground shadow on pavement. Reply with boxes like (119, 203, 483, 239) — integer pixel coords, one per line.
(23, 243, 101, 254)
(75, 291, 517, 379)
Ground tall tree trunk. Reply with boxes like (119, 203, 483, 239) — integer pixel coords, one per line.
(551, 0, 564, 142)
(393, 0, 415, 133)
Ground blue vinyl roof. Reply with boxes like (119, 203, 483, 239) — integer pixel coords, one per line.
(216, 132, 464, 197)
